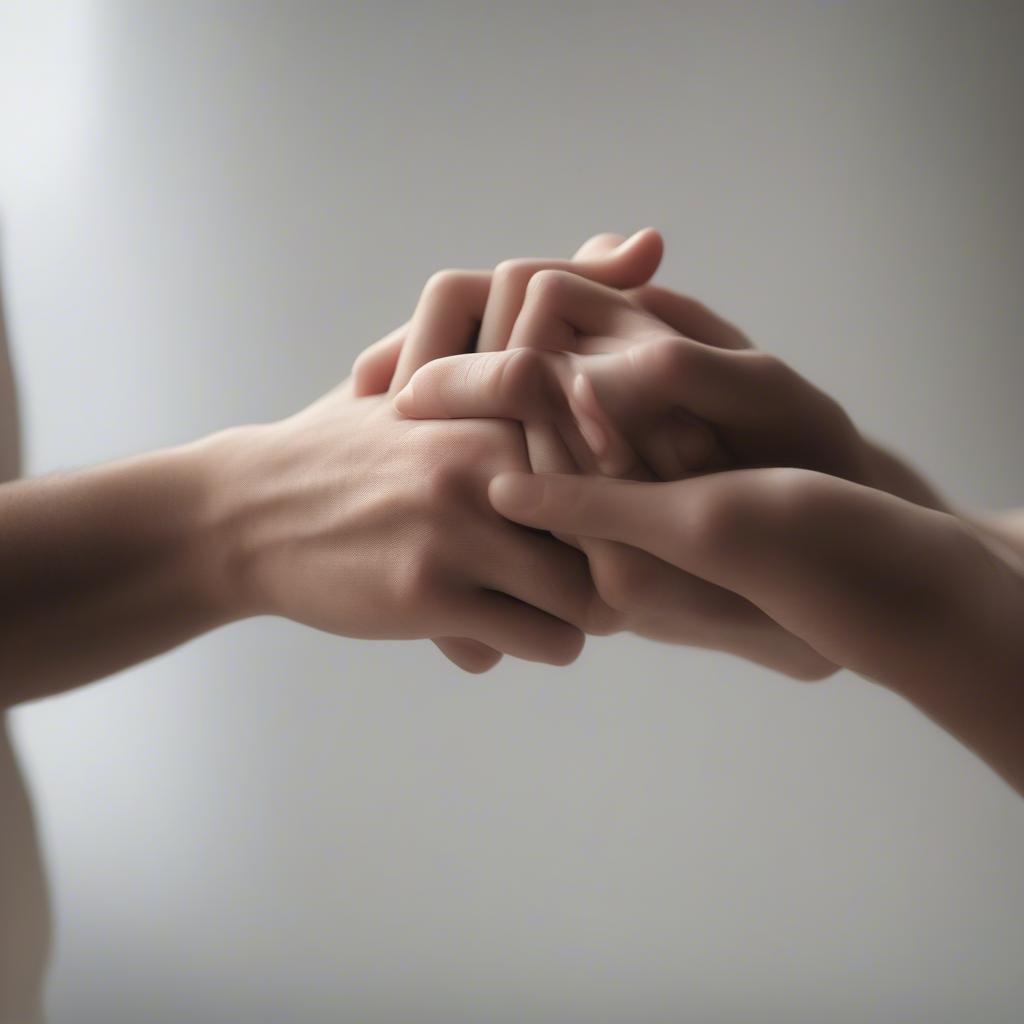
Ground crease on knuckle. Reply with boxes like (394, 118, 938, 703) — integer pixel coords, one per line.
(491, 347, 549, 413)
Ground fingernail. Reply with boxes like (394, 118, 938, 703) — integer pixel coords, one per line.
(489, 472, 545, 516)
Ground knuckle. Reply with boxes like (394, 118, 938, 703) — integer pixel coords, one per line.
(492, 257, 532, 289)
(523, 267, 573, 307)
(745, 350, 791, 383)
(633, 334, 698, 381)
(421, 268, 470, 301)
(492, 347, 549, 408)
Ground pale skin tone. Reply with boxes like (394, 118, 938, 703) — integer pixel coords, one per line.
(2, 228, 1021, 794)
(391, 255, 1024, 793)
(0, 231, 666, 704)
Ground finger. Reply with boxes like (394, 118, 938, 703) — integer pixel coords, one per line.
(392, 348, 614, 489)
(482, 523, 600, 632)
(566, 372, 640, 478)
(627, 285, 752, 350)
(432, 637, 503, 674)
(493, 468, 1010, 685)
(351, 326, 407, 397)
(489, 472, 686, 566)
(460, 591, 586, 666)
(476, 227, 663, 352)
(584, 338, 822, 438)
(394, 348, 571, 421)
(521, 421, 579, 476)
(390, 270, 491, 394)
(393, 349, 649, 480)
(578, 537, 835, 680)
(572, 231, 627, 260)
(506, 269, 659, 353)
(518, 419, 588, 552)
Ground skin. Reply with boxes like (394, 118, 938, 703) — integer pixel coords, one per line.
(372, 235, 853, 677)
(392, 269, 1024, 791)
(0, 231, 669, 705)
(488, 469, 1024, 794)
(354, 228, 665, 670)
(0, 391, 601, 705)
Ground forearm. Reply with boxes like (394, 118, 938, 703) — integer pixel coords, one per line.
(0, 434, 238, 706)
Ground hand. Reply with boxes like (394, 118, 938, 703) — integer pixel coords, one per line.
(351, 227, 665, 397)
(392, 272, 957, 677)
(487, 468, 1024, 793)
(390, 272, 855, 677)
(354, 228, 664, 671)
(393, 270, 920, 501)
(206, 380, 606, 669)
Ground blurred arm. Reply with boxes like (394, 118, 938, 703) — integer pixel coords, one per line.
(0, 435, 235, 706)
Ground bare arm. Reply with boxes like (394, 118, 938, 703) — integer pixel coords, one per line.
(488, 469, 1024, 794)
(0, 230, 664, 698)
(0, 436, 236, 705)
(0, 381, 613, 707)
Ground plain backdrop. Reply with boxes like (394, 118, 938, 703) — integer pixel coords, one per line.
(1, 2, 1023, 1022)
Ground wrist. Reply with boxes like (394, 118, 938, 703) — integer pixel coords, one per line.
(187, 416, 341, 624)
(176, 424, 275, 624)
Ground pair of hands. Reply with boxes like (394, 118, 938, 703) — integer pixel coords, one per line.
(346, 234, 1021, 792)
(215, 230, 670, 673)
(221, 228, 1023, 789)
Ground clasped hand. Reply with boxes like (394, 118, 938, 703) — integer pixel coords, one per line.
(340, 228, 1023, 791)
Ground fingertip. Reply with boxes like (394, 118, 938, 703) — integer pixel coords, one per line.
(392, 378, 415, 415)
(488, 472, 544, 518)
(434, 637, 505, 674)
(548, 627, 586, 667)
(456, 648, 504, 674)
(618, 226, 663, 257)
(572, 231, 627, 260)
(604, 226, 664, 286)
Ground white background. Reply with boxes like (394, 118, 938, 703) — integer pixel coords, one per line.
(2, 2, 1023, 1022)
